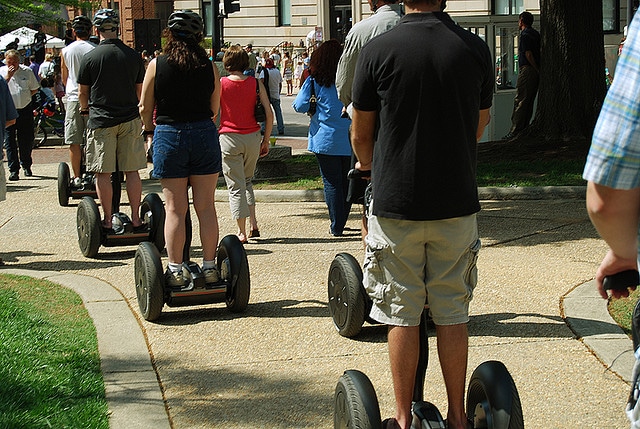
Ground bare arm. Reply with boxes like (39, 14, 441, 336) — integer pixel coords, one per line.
(78, 84, 90, 110)
(61, 54, 68, 87)
(138, 59, 156, 130)
(6, 118, 15, 128)
(259, 79, 273, 156)
(586, 182, 640, 298)
(351, 108, 377, 171)
(525, 51, 539, 72)
(476, 108, 491, 141)
(211, 64, 221, 121)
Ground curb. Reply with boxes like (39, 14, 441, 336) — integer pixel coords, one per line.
(0, 268, 171, 429)
(563, 279, 634, 383)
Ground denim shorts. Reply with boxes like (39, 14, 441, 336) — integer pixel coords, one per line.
(152, 120, 222, 179)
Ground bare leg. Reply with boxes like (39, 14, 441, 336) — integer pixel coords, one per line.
(124, 171, 142, 226)
(161, 177, 189, 264)
(69, 144, 82, 178)
(190, 174, 219, 262)
(249, 203, 258, 231)
(95, 172, 113, 227)
(436, 323, 468, 429)
(388, 325, 420, 429)
(236, 217, 247, 241)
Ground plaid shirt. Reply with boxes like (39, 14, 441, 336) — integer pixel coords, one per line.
(583, 14, 640, 190)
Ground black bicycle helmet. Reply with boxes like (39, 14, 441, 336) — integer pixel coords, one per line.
(168, 10, 204, 38)
(93, 9, 119, 31)
(72, 15, 92, 33)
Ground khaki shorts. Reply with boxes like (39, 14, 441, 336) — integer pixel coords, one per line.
(364, 212, 480, 327)
(64, 100, 87, 146)
(0, 162, 6, 202)
(86, 118, 147, 173)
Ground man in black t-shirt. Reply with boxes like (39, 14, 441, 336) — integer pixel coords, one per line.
(350, 0, 493, 427)
(77, 9, 147, 232)
(504, 11, 540, 140)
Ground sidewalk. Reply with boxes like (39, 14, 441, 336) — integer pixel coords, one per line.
(0, 157, 632, 428)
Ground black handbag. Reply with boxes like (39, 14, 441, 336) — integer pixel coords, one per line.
(307, 78, 317, 117)
(254, 78, 267, 122)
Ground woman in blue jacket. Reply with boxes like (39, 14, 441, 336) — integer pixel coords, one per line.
(293, 39, 352, 236)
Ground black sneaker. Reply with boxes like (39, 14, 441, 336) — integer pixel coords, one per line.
(8, 172, 18, 181)
(23, 167, 32, 177)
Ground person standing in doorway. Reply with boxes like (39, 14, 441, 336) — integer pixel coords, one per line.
(503, 11, 540, 141)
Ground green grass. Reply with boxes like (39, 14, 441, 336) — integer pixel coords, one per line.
(0, 274, 109, 429)
(476, 159, 586, 187)
(608, 288, 640, 337)
(251, 154, 587, 190)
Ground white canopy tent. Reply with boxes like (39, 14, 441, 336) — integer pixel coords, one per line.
(0, 26, 65, 51)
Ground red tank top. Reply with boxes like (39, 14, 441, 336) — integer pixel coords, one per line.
(219, 76, 261, 134)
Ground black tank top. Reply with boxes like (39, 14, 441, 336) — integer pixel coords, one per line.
(154, 55, 214, 124)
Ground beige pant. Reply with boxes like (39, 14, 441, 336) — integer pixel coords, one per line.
(364, 212, 480, 327)
(219, 131, 261, 220)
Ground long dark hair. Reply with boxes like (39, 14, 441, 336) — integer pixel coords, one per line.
(162, 28, 209, 71)
(309, 39, 342, 87)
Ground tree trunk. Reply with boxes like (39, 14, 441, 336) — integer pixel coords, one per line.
(529, 0, 607, 141)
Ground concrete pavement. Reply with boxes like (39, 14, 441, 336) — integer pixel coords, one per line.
(0, 158, 633, 428)
(2, 100, 634, 428)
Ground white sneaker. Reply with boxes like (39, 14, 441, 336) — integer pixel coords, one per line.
(72, 177, 82, 187)
(203, 267, 220, 283)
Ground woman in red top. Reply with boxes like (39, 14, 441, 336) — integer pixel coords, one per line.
(219, 45, 273, 243)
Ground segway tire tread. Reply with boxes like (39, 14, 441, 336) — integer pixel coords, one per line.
(219, 234, 250, 313)
(57, 162, 70, 207)
(134, 242, 165, 321)
(333, 370, 382, 429)
(328, 253, 366, 338)
(466, 360, 524, 429)
(77, 196, 102, 258)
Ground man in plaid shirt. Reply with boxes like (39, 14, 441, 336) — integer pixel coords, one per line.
(583, 12, 640, 428)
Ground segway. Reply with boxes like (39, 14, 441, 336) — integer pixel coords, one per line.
(334, 312, 524, 429)
(76, 191, 165, 258)
(57, 161, 97, 206)
(328, 169, 377, 337)
(134, 205, 250, 321)
(57, 130, 105, 206)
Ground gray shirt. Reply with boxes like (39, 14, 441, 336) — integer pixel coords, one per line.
(335, 3, 403, 108)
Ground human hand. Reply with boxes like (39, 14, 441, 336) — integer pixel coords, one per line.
(259, 140, 269, 157)
(595, 249, 639, 299)
(5, 65, 16, 80)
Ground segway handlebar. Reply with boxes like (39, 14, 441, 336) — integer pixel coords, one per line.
(347, 168, 371, 180)
(603, 269, 640, 291)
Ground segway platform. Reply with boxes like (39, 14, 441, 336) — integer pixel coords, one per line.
(134, 234, 250, 321)
(76, 193, 165, 258)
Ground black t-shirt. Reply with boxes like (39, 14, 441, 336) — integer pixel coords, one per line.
(519, 27, 540, 67)
(155, 55, 214, 124)
(77, 38, 145, 129)
(352, 12, 493, 221)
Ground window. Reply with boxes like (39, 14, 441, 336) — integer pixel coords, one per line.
(495, 26, 519, 90)
(279, 0, 291, 26)
(203, 0, 213, 36)
(603, 0, 619, 33)
(493, 0, 524, 15)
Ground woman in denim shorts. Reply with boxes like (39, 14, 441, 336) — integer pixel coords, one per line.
(139, 10, 222, 287)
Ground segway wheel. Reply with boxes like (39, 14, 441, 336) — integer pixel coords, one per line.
(218, 234, 250, 313)
(141, 193, 166, 252)
(77, 196, 102, 258)
(466, 361, 524, 429)
(328, 253, 366, 338)
(334, 370, 382, 429)
(134, 241, 165, 321)
(57, 162, 71, 206)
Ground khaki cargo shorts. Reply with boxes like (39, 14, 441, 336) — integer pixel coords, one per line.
(86, 118, 147, 173)
(64, 100, 88, 146)
(364, 212, 480, 327)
